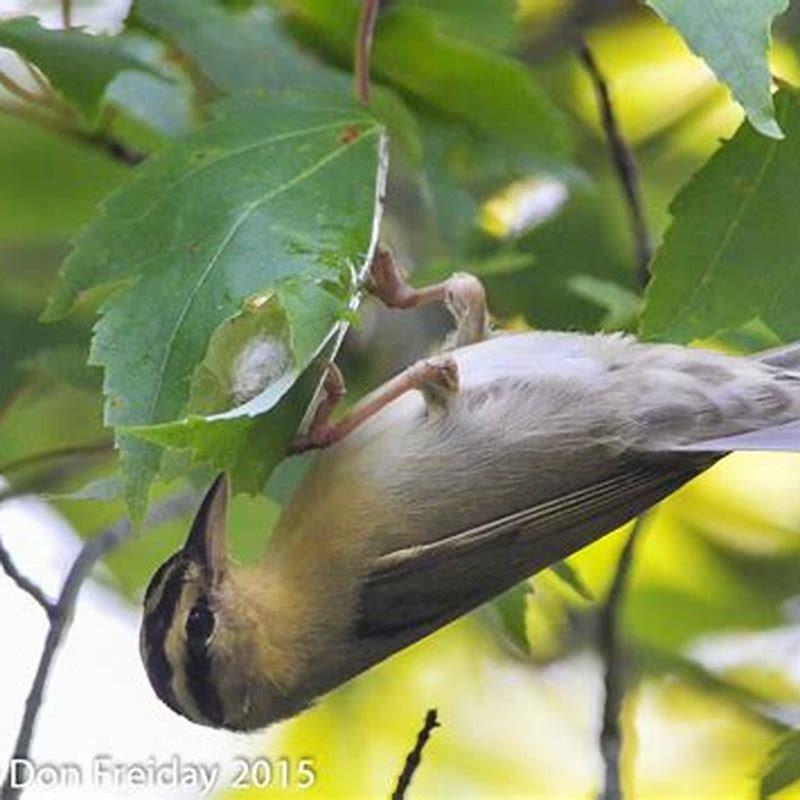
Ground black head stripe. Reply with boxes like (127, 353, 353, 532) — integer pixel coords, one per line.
(141, 554, 188, 718)
(184, 596, 224, 726)
(144, 555, 176, 607)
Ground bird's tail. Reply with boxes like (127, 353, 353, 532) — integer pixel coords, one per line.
(755, 342, 800, 370)
(673, 341, 800, 454)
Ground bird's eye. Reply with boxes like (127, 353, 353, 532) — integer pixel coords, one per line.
(186, 603, 215, 644)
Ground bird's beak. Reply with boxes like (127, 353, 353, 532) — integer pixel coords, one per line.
(183, 473, 229, 585)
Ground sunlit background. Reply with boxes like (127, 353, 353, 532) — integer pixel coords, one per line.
(4, 1, 800, 798)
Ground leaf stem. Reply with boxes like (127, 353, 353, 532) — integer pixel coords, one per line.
(391, 709, 440, 800)
(355, 0, 381, 105)
(0, 100, 145, 166)
(577, 40, 653, 289)
(61, 0, 73, 29)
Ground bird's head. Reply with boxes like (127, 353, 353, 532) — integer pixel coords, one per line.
(139, 474, 299, 730)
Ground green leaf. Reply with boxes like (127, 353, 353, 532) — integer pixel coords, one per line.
(105, 32, 197, 146)
(0, 381, 108, 491)
(626, 522, 800, 653)
(394, 0, 518, 51)
(641, 88, 800, 343)
(0, 17, 161, 124)
(133, 352, 330, 495)
(131, 279, 352, 493)
(549, 560, 594, 602)
(646, 0, 788, 139)
(417, 114, 573, 257)
(283, 0, 570, 161)
(0, 295, 90, 410)
(0, 114, 128, 242)
(567, 275, 642, 331)
(136, 0, 343, 96)
(636, 646, 790, 736)
(491, 581, 532, 655)
(486, 178, 636, 331)
(136, 0, 422, 165)
(44, 96, 386, 519)
(23, 343, 101, 393)
(760, 730, 800, 798)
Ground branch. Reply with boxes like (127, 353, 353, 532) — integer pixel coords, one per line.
(0, 69, 50, 108)
(0, 442, 115, 506)
(1, 490, 198, 800)
(0, 539, 54, 617)
(0, 100, 145, 167)
(577, 41, 653, 289)
(83, 130, 146, 166)
(355, 0, 380, 105)
(598, 514, 649, 800)
(0, 442, 113, 477)
(391, 709, 440, 800)
(522, 0, 629, 63)
(577, 45, 654, 796)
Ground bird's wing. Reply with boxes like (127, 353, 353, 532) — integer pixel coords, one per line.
(355, 462, 702, 641)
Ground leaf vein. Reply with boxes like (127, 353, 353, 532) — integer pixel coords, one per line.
(131, 117, 368, 225)
(660, 133, 782, 337)
(144, 124, 380, 425)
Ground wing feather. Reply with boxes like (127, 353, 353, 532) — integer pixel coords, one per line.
(356, 462, 704, 641)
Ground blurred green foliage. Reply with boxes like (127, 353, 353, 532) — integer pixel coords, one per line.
(0, 15, 159, 123)
(2, 0, 800, 797)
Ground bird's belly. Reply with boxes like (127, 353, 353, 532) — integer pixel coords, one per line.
(334, 364, 622, 550)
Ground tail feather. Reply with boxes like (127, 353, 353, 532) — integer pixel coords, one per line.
(666, 341, 800, 454)
(673, 419, 800, 454)
(755, 342, 800, 371)
(648, 342, 800, 454)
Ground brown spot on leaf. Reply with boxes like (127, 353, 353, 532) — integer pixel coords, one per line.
(340, 125, 362, 145)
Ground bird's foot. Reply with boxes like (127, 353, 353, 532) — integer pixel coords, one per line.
(365, 247, 490, 347)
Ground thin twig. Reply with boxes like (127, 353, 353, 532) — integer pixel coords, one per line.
(522, 0, 627, 63)
(577, 40, 653, 289)
(0, 442, 115, 506)
(86, 132, 146, 166)
(0, 442, 113, 477)
(598, 514, 648, 800)
(61, 0, 73, 29)
(0, 69, 49, 108)
(23, 62, 52, 98)
(577, 41, 655, 797)
(0, 100, 145, 166)
(0, 539, 55, 617)
(1, 490, 198, 800)
(355, 0, 380, 105)
(391, 709, 440, 800)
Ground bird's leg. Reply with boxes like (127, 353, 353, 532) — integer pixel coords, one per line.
(288, 248, 476, 455)
(365, 248, 490, 348)
(288, 355, 459, 454)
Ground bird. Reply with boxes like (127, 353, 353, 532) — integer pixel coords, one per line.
(140, 250, 800, 731)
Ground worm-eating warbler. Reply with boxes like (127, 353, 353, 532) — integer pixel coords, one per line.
(140, 260, 800, 730)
